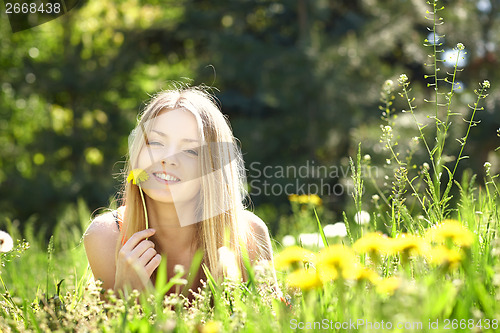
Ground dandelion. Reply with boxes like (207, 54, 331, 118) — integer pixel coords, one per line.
(0, 230, 13, 253)
(127, 168, 149, 184)
(127, 168, 150, 231)
(201, 320, 221, 333)
(426, 245, 463, 270)
(282, 235, 296, 247)
(354, 211, 370, 225)
(375, 277, 401, 295)
(323, 223, 347, 238)
(289, 194, 322, 206)
(274, 246, 315, 270)
(425, 220, 474, 248)
(390, 233, 427, 256)
(286, 268, 322, 290)
(352, 266, 379, 284)
(353, 232, 391, 265)
(316, 245, 357, 281)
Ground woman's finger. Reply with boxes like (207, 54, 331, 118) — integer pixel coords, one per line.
(145, 254, 162, 276)
(137, 247, 157, 266)
(121, 228, 156, 253)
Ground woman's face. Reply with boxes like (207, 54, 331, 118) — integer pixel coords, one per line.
(136, 109, 202, 205)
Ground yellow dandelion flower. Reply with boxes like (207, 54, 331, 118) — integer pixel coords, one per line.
(127, 168, 149, 185)
(316, 245, 357, 281)
(425, 219, 474, 248)
(426, 245, 463, 270)
(274, 246, 315, 270)
(375, 277, 401, 295)
(201, 320, 221, 333)
(390, 233, 427, 256)
(352, 266, 379, 284)
(353, 232, 391, 256)
(288, 194, 322, 206)
(286, 268, 323, 290)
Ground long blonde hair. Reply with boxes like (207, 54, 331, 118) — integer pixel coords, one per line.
(117, 86, 252, 281)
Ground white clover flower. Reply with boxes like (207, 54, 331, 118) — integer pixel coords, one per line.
(298, 233, 323, 248)
(0, 231, 13, 253)
(354, 211, 371, 225)
(282, 235, 296, 247)
(323, 223, 347, 238)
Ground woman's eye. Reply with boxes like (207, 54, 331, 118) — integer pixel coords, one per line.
(146, 140, 163, 146)
(184, 149, 199, 156)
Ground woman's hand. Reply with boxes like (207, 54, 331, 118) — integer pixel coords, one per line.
(113, 228, 162, 294)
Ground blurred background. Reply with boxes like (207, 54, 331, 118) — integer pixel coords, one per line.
(1, 0, 499, 244)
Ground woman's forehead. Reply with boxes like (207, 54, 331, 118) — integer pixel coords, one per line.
(145, 108, 201, 140)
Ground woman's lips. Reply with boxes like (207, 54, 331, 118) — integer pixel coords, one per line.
(152, 171, 181, 185)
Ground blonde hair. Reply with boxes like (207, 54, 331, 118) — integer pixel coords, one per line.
(117, 86, 253, 282)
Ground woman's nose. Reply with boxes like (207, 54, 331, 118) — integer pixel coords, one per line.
(161, 149, 179, 166)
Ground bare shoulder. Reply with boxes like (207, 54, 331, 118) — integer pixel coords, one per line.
(83, 211, 120, 290)
(84, 211, 120, 242)
(241, 210, 269, 237)
(241, 210, 273, 261)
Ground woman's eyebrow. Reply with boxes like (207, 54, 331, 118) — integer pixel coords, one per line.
(151, 130, 199, 143)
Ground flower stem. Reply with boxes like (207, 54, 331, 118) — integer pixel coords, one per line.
(138, 184, 149, 231)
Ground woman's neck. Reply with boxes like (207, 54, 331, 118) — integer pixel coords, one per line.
(144, 196, 198, 252)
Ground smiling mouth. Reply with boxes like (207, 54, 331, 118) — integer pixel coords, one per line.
(153, 172, 181, 183)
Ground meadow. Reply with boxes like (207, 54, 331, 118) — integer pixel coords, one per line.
(1, 1, 499, 332)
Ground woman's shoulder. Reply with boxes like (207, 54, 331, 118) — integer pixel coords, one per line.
(84, 209, 121, 244)
(241, 210, 269, 237)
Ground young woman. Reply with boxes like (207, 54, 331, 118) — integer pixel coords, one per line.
(83, 86, 277, 297)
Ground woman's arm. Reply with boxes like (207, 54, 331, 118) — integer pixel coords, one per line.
(84, 212, 161, 296)
(83, 212, 119, 291)
(243, 211, 282, 297)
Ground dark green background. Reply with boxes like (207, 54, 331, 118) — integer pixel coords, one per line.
(1, 0, 499, 240)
